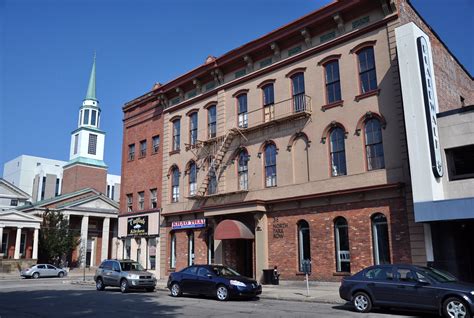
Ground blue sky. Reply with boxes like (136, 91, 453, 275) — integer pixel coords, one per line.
(1, 0, 473, 176)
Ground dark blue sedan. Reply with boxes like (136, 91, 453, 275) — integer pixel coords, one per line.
(167, 264, 262, 301)
(339, 264, 474, 317)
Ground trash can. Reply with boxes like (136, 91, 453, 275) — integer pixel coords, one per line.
(262, 269, 274, 285)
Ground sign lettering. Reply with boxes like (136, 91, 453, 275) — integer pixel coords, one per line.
(172, 219, 206, 230)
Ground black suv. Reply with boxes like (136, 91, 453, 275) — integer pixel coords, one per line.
(94, 259, 156, 293)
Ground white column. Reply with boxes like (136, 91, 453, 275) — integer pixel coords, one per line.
(14, 227, 22, 259)
(0, 226, 4, 255)
(80, 216, 89, 268)
(32, 228, 39, 259)
(101, 218, 110, 261)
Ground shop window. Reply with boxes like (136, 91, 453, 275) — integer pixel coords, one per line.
(138, 191, 144, 210)
(170, 233, 176, 269)
(365, 118, 385, 170)
(207, 229, 214, 265)
(189, 112, 198, 146)
(188, 161, 197, 196)
(325, 60, 341, 103)
(172, 119, 181, 151)
(334, 217, 350, 273)
(264, 143, 277, 187)
(237, 94, 248, 128)
(171, 167, 180, 202)
(358, 47, 377, 93)
(238, 149, 249, 190)
(148, 238, 156, 270)
(208, 105, 217, 139)
(446, 145, 474, 181)
(188, 231, 195, 266)
(372, 213, 391, 265)
(126, 194, 133, 212)
(330, 127, 347, 176)
(291, 73, 306, 112)
(124, 239, 131, 259)
(262, 84, 275, 122)
(297, 220, 311, 272)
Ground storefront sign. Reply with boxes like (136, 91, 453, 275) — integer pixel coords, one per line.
(172, 219, 206, 230)
(417, 36, 443, 178)
(127, 216, 148, 236)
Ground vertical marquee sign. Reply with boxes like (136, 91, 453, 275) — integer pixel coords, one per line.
(417, 36, 443, 178)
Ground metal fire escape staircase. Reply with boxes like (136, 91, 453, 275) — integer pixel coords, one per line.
(192, 128, 242, 198)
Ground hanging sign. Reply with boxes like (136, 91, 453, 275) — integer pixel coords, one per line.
(128, 216, 148, 236)
(172, 219, 206, 230)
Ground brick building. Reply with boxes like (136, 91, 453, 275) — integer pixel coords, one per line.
(121, 0, 473, 281)
(117, 85, 164, 276)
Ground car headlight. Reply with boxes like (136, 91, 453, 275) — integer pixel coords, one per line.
(470, 291, 474, 296)
(127, 274, 139, 280)
(230, 280, 246, 287)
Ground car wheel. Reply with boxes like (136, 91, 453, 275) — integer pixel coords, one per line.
(58, 272, 64, 278)
(352, 292, 372, 313)
(216, 285, 229, 301)
(120, 279, 129, 293)
(443, 297, 470, 318)
(32, 272, 40, 279)
(170, 283, 182, 297)
(146, 287, 155, 292)
(96, 278, 105, 291)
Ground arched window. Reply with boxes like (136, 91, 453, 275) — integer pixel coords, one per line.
(330, 127, 346, 176)
(237, 94, 248, 128)
(170, 233, 176, 269)
(83, 109, 90, 125)
(262, 84, 275, 122)
(358, 47, 377, 93)
(171, 167, 180, 202)
(91, 110, 97, 126)
(189, 112, 198, 146)
(238, 149, 249, 190)
(334, 217, 350, 272)
(365, 118, 385, 170)
(172, 119, 181, 151)
(207, 229, 214, 264)
(264, 143, 277, 187)
(188, 231, 195, 266)
(372, 213, 390, 265)
(188, 161, 197, 196)
(291, 73, 306, 112)
(297, 220, 311, 272)
(208, 105, 217, 139)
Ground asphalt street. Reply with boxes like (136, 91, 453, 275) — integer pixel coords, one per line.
(0, 278, 438, 318)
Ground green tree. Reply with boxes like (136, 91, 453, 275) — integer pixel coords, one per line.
(38, 209, 79, 266)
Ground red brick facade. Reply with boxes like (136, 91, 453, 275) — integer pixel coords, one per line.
(62, 165, 107, 195)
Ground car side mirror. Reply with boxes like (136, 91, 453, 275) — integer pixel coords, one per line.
(417, 277, 430, 285)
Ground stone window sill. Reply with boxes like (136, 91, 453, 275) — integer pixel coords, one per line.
(321, 100, 344, 111)
(355, 88, 380, 102)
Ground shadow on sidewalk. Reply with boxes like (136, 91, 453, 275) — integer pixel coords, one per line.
(331, 304, 438, 317)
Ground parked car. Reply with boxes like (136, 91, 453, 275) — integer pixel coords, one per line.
(339, 264, 474, 318)
(167, 264, 262, 301)
(21, 264, 67, 279)
(94, 259, 156, 293)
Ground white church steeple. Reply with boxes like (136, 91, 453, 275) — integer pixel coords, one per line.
(67, 54, 107, 168)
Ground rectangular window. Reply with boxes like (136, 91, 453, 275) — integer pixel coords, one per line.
(41, 176, 46, 200)
(187, 89, 197, 99)
(446, 145, 474, 181)
(139, 140, 147, 158)
(288, 46, 302, 56)
(205, 81, 215, 91)
(126, 194, 133, 212)
(55, 178, 60, 196)
(259, 58, 272, 68)
(170, 97, 180, 106)
(325, 61, 342, 104)
(234, 69, 246, 78)
(173, 120, 181, 151)
(73, 134, 79, 155)
(10, 199, 18, 206)
(237, 94, 248, 128)
(263, 84, 275, 122)
(148, 238, 157, 270)
(189, 113, 198, 146)
(91, 110, 97, 126)
(150, 188, 157, 209)
(128, 144, 135, 161)
(83, 109, 90, 125)
(208, 105, 217, 139)
(352, 16, 370, 29)
(358, 47, 377, 93)
(291, 73, 306, 112)
(152, 135, 160, 154)
(320, 31, 336, 43)
(138, 191, 144, 210)
(107, 185, 110, 197)
(88, 134, 97, 155)
(111, 186, 115, 200)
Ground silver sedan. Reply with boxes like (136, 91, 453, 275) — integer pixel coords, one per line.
(21, 264, 67, 279)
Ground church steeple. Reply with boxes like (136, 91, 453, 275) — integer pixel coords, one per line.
(85, 53, 97, 101)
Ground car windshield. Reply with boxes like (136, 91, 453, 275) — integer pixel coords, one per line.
(120, 262, 144, 271)
(419, 267, 457, 283)
(211, 266, 240, 277)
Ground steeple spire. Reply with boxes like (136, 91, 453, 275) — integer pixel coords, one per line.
(85, 53, 97, 101)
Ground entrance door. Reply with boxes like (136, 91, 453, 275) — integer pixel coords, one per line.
(234, 240, 253, 278)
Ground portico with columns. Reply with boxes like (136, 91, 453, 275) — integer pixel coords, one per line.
(0, 210, 41, 260)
